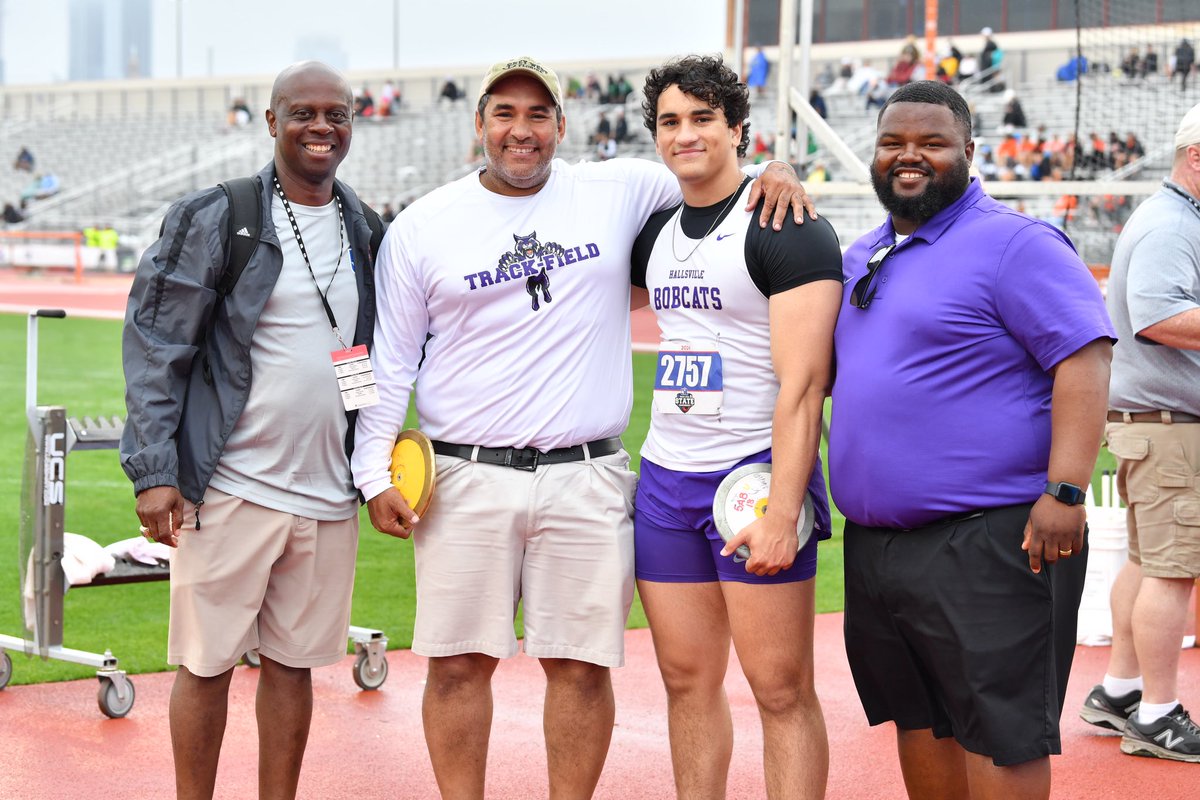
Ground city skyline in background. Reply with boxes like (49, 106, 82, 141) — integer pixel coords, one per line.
(0, 0, 727, 85)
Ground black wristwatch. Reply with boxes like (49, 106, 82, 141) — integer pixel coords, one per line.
(1044, 481, 1086, 506)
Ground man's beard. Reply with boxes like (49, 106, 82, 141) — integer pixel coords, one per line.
(870, 156, 971, 224)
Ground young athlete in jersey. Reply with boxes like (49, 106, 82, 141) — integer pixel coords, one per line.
(631, 56, 843, 799)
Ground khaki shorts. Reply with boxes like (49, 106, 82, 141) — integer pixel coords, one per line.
(168, 487, 359, 676)
(1106, 421, 1200, 579)
(411, 450, 636, 667)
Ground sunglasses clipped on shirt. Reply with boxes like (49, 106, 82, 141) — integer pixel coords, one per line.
(851, 243, 897, 310)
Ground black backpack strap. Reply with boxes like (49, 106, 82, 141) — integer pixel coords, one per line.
(216, 176, 262, 299)
(360, 202, 385, 261)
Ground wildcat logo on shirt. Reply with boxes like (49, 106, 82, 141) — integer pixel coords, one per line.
(462, 231, 602, 312)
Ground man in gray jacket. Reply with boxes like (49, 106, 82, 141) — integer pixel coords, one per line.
(121, 61, 378, 800)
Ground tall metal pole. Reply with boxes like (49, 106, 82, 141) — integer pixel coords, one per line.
(732, 0, 745, 80)
(774, 0, 796, 162)
(393, 0, 400, 72)
(795, 0, 813, 167)
(175, 0, 182, 78)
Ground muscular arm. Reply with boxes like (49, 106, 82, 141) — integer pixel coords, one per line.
(1138, 307, 1200, 350)
(1022, 337, 1113, 572)
(734, 280, 841, 575)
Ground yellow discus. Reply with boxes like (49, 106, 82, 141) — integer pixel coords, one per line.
(389, 429, 437, 517)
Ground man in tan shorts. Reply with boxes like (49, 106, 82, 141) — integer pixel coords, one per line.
(1079, 103, 1200, 763)
(121, 61, 381, 798)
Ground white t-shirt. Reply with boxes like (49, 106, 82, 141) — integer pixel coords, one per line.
(353, 158, 681, 500)
(210, 195, 359, 520)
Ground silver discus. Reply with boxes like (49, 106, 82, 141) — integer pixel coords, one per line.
(712, 463, 815, 562)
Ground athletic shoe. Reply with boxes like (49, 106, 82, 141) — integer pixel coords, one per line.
(1120, 705, 1200, 762)
(1079, 684, 1142, 734)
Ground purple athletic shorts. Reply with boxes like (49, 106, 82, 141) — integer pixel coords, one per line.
(635, 448, 831, 584)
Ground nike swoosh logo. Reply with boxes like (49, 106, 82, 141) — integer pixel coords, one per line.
(715, 233, 737, 241)
(843, 276, 854, 284)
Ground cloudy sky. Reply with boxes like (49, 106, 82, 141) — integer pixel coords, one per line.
(2, 0, 727, 85)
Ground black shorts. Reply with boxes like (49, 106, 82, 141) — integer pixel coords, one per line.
(842, 503, 1088, 766)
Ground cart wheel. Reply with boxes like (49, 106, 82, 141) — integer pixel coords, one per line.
(242, 649, 261, 668)
(0, 650, 11, 690)
(352, 649, 388, 691)
(97, 676, 135, 718)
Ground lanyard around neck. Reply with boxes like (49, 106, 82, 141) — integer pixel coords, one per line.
(272, 175, 347, 348)
(1163, 179, 1200, 218)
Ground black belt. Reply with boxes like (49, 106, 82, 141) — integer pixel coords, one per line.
(1108, 410, 1200, 424)
(431, 437, 622, 471)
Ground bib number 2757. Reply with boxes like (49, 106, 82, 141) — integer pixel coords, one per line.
(654, 348, 723, 415)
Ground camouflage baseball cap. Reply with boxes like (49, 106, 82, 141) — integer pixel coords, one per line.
(478, 56, 563, 107)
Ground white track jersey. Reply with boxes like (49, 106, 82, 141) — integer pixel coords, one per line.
(640, 183, 778, 471)
(353, 158, 681, 500)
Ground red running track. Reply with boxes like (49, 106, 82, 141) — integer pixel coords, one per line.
(1, 615, 1197, 799)
(0, 269, 665, 348)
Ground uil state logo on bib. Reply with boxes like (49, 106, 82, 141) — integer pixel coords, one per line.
(654, 338, 723, 415)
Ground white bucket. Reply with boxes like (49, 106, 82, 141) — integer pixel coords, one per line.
(1076, 505, 1129, 646)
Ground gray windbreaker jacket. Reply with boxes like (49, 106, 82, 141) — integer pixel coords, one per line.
(120, 161, 378, 505)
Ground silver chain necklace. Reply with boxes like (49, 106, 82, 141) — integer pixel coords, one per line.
(670, 185, 742, 263)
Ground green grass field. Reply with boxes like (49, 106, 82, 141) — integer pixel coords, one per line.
(0, 312, 1108, 686)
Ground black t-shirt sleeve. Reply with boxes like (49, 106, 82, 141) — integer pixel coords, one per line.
(744, 202, 844, 297)
(631, 205, 677, 289)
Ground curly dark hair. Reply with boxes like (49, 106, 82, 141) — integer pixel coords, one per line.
(642, 55, 751, 157)
(877, 80, 973, 142)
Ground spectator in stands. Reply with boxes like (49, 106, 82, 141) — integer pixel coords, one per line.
(900, 35, 920, 64)
(566, 75, 583, 99)
(595, 132, 617, 161)
(356, 87, 375, 117)
(809, 88, 827, 120)
(594, 111, 611, 144)
(864, 77, 890, 111)
(1001, 89, 1027, 131)
(996, 133, 1020, 166)
(13, 146, 34, 172)
(939, 42, 963, 83)
(439, 78, 461, 103)
(1123, 132, 1145, 162)
(886, 53, 917, 88)
(1175, 39, 1194, 91)
(752, 131, 773, 164)
(979, 27, 1000, 78)
(2, 202, 23, 224)
(121, 60, 381, 800)
(748, 47, 770, 96)
(976, 145, 999, 181)
(958, 53, 979, 82)
(379, 79, 398, 117)
(381, 203, 397, 224)
(227, 98, 251, 127)
(614, 109, 629, 143)
(614, 75, 633, 104)
(20, 172, 60, 202)
(1121, 48, 1142, 79)
(1142, 45, 1158, 78)
(586, 72, 602, 101)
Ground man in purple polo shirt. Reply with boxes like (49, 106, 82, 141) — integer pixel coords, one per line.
(829, 80, 1115, 798)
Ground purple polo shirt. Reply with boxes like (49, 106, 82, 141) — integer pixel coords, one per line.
(830, 178, 1115, 529)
